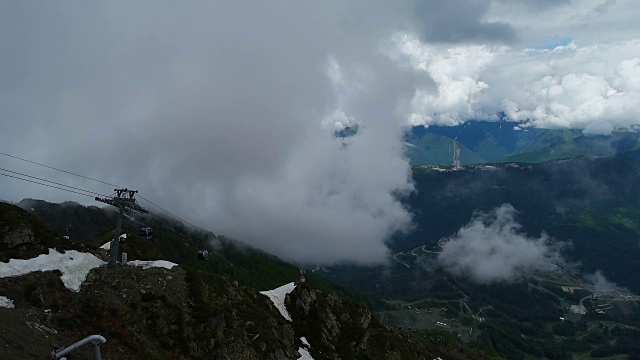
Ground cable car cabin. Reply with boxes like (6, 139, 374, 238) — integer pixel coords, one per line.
(197, 250, 209, 260)
(139, 227, 153, 239)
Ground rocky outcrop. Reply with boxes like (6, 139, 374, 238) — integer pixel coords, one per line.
(0, 201, 471, 359)
(286, 283, 445, 360)
(0, 265, 303, 359)
(0, 202, 83, 262)
(3, 224, 37, 248)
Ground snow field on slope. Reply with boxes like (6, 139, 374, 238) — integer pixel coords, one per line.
(99, 240, 177, 269)
(298, 348, 313, 360)
(128, 260, 177, 269)
(0, 249, 105, 291)
(261, 283, 315, 359)
(99, 233, 126, 250)
(298, 336, 314, 360)
(0, 249, 178, 292)
(301, 336, 310, 347)
(0, 296, 15, 308)
(260, 282, 296, 321)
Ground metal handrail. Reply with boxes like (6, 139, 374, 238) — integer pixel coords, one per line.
(52, 334, 107, 360)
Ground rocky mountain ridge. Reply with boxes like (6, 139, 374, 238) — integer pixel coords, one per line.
(0, 201, 468, 359)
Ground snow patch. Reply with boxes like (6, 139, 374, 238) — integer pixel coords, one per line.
(0, 296, 15, 308)
(300, 337, 310, 348)
(298, 336, 314, 359)
(260, 282, 296, 321)
(100, 234, 126, 251)
(128, 260, 177, 270)
(298, 348, 314, 360)
(0, 249, 105, 292)
(0, 249, 178, 292)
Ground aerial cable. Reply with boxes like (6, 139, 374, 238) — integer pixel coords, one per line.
(0, 167, 109, 197)
(2, 169, 212, 259)
(0, 152, 120, 188)
(137, 195, 210, 235)
(1, 151, 210, 235)
(0, 172, 97, 198)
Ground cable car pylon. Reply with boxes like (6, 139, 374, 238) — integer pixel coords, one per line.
(95, 188, 148, 269)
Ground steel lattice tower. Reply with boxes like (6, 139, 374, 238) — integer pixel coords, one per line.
(95, 189, 148, 268)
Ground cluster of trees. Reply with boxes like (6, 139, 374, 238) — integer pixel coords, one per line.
(458, 281, 563, 322)
(473, 321, 575, 360)
(472, 317, 640, 359)
(406, 150, 640, 294)
(590, 327, 640, 358)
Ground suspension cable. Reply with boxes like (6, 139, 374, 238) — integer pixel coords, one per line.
(1, 151, 210, 234)
(0, 172, 97, 198)
(0, 152, 120, 188)
(0, 167, 109, 197)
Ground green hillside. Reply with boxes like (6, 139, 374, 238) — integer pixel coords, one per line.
(407, 123, 640, 166)
(521, 129, 582, 153)
(404, 150, 640, 292)
(498, 131, 640, 163)
(319, 150, 640, 359)
(0, 201, 494, 359)
(320, 148, 640, 359)
(406, 133, 484, 165)
(17, 199, 388, 310)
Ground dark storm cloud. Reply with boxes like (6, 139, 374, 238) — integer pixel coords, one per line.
(0, 0, 430, 264)
(413, 0, 517, 44)
(494, 0, 571, 11)
(3, 1, 631, 265)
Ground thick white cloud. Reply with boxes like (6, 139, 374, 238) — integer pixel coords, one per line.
(390, 34, 498, 126)
(583, 121, 614, 136)
(0, 0, 417, 265)
(0, 0, 638, 265)
(397, 0, 640, 133)
(398, 36, 640, 134)
(438, 204, 567, 283)
(487, 0, 638, 46)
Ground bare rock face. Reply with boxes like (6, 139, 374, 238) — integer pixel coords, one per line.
(0, 202, 463, 360)
(0, 202, 80, 262)
(286, 284, 416, 359)
(0, 265, 304, 360)
(3, 224, 37, 248)
(284, 283, 467, 360)
(293, 284, 317, 316)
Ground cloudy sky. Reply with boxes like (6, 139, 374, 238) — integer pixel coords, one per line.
(1, 0, 638, 264)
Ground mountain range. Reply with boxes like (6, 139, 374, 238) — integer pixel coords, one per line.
(2, 130, 640, 359)
(405, 121, 640, 165)
(0, 200, 483, 359)
(319, 146, 640, 359)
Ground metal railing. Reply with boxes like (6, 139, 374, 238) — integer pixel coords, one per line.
(52, 335, 106, 360)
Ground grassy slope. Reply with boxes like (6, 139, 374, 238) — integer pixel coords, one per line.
(403, 151, 640, 293)
(499, 131, 640, 163)
(407, 133, 484, 165)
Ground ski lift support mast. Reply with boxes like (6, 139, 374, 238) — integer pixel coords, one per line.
(95, 188, 148, 269)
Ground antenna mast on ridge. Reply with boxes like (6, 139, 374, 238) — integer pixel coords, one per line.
(95, 189, 148, 269)
(450, 141, 461, 168)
